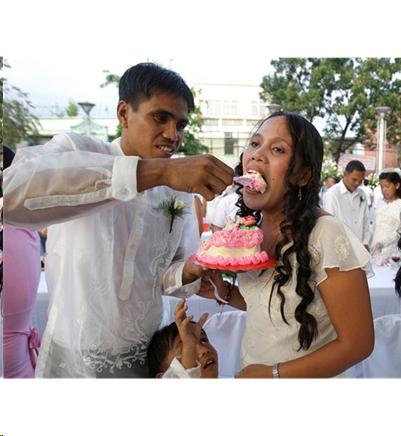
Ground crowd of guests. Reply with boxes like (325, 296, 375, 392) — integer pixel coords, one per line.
(2, 62, 400, 378)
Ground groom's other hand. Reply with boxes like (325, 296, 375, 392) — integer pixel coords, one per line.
(138, 155, 234, 200)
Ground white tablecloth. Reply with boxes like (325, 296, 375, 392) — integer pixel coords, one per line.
(367, 265, 401, 319)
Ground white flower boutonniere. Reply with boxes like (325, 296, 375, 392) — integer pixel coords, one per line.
(156, 197, 187, 233)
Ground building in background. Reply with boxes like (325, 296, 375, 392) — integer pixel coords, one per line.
(26, 83, 398, 170)
(194, 83, 267, 158)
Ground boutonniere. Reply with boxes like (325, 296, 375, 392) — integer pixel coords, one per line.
(155, 197, 187, 233)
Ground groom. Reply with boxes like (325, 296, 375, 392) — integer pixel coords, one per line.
(4, 62, 233, 377)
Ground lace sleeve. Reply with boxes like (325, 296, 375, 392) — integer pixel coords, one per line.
(310, 217, 371, 286)
(3, 133, 139, 228)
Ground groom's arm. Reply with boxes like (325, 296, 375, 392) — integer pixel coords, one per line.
(4, 134, 233, 229)
(3, 133, 138, 228)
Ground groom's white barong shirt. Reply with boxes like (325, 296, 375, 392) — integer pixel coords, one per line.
(4, 133, 201, 377)
(323, 179, 370, 246)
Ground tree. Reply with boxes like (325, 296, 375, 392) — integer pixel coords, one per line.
(101, 70, 208, 155)
(1, 58, 40, 150)
(66, 100, 79, 117)
(260, 58, 401, 162)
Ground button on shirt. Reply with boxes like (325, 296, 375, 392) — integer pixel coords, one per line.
(3, 133, 201, 377)
(323, 180, 370, 245)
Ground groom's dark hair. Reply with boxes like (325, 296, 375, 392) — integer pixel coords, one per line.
(147, 322, 179, 378)
(119, 62, 194, 112)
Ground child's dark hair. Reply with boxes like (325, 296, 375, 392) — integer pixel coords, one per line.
(119, 62, 195, 112)
(379, 171, 401, 199)
(235, 111, 323, 351)
(147, 322, 179, 378)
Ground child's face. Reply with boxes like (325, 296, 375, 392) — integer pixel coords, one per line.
(242, 116, 294, 213)
(166, 330, 219, 378)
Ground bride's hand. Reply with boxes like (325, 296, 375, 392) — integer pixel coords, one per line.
(197, 270, 226, 300)
(235, 364, 272, 378)
(182, 257, 205, 285)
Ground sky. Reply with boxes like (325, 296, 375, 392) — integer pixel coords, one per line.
(1, 1, 400, 434)
(3, 0, 400, 119)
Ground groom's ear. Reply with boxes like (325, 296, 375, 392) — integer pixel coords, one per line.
(117, 100, 129, 128)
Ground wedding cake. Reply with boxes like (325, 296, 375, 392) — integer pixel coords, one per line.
(194, 215, 276, 271)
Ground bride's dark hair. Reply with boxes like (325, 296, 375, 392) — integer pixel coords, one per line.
(234, 111, 323, 350)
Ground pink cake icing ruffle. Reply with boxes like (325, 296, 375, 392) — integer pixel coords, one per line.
(194, 216, 277, 271)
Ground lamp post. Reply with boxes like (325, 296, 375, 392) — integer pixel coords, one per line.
(267, 103, 282, 115)
(78, 101, 95, 136)
(375, 106, 391, 173)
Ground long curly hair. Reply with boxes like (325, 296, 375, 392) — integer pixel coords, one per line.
(234, 111, 323, 350)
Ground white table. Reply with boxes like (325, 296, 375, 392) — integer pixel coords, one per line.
(367, 264, 400, 319)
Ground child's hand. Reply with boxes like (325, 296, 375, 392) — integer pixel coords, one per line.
(174, 299, 208, 369)
(174, 299, 208, 345)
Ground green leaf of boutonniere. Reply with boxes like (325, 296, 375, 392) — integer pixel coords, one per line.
(155, 197, 187, 232)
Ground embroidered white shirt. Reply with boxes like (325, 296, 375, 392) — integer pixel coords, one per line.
(323, 179, 370, 245)
(3, 133, 201, 377)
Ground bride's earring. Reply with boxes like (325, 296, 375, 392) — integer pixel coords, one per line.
(298, 187, 302, 201)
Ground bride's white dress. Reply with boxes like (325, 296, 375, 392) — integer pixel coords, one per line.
(371, 198, 401, 258)
(238, 216, 370, 367)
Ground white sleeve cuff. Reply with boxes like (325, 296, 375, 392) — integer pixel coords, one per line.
(162, 357, 202, 378)
(111, 156, 140, 201)
(163, 261, 201, 297)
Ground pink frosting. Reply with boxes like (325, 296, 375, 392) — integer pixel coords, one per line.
(196, 224, 270, 266)
(196, 251, 269, 266)
(202, 227, 263, 250)
(234, 171, 267, 193)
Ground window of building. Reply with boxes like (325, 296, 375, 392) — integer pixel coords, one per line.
(224, 132, 237, 155)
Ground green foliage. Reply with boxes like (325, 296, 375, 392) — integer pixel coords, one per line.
(260, 58, 401, 162)
(1, 58, 40, 149)
(66, 100, 79, 117)
(101, 71, 208, 155)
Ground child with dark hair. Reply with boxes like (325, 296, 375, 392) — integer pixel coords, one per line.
(194, 111, 374, 377)
(147, 299, 218, 378)
(371, 169, 401, 264)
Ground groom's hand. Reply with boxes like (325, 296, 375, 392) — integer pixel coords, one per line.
(137, 155, 234, 200)
(163, 155, 234, 200)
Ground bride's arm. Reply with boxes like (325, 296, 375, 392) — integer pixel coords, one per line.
(236, 267, 374, 378)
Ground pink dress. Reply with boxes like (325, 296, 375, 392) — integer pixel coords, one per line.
(3, 224, 41, 378)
